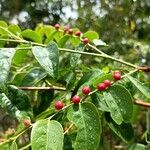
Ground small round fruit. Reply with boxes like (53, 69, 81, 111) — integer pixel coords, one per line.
(54, 23, 60, 30)
(64, 26, 70, 32)
(97, 83, 107, 91)
(82, 86, 91, 95)
(113, 70, 121, 75)
(68, 28, 73, 35)
(72, 95, 80, 104)
(55, 101, 64, 110)
(82, 38, 89, 45)
(75, 31, 82, 37)
(113, 73, 121, 81)
(23, 119, 31, 127)
(103, 80, 111, 87)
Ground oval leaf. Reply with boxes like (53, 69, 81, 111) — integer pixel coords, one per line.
(21, 29, 42, 43)
(32, 42, 59, 78)
(128, 76, 150, 99)
(67, 102, 101, 150)
(31, 120, 64, 150)
(104, 84, 133, 125)
(83, 31, 99, 41)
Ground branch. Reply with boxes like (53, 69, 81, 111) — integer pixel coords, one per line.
(18, 86, 66, 91)
(134, 100, 150, 108)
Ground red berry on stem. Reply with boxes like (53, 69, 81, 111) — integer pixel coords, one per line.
(64, 26, 70, 33)
(97, 83, 107, 91)
(68, 28, 73, 35)
(72, 95, 80, 104)
(54, 23, 60, 30)
(82, 38, 89, 45)
(103, 80, 111, 87)
(55, 101, 64, 110)
(75, 31, 82, 37)
(113, 73, 121, 81)
(23, 119, 31, 127)
(82, 86, 91, 95)
(113, 70, 121, 75)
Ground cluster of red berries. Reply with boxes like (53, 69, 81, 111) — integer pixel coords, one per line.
(54, 71, 121, 110)
(54, 23, 89, 45)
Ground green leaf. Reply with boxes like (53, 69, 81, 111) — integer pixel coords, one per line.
(127, 143, 146, 150)
(32, 42, 59, 78)
(128, 76, 150, 99)
(31, 120, 64, 150)
(93, 73, 113, 87)
(7, 85, 31, 111)
(0, 21, 8, 35)
(9, 141, 18, 150)
(21, 29, 42, 43)
(103, 84, 133, 125)
(54, 31, 64, 42)
(13, 44, 31, 65)
(0, 48, 16, 85)
(73, 69, 103, 95)
(70, 36, 81, 47)
(0, 93, 28, 120)
(105, 112, 134, 142)
(45, 30, 57, 44)
(70, 44, 85, 68)
(21, 67, 47, 86)
(91, 93, 109, 112)
(67, 102, 101, 150)
(8, 25, 21, 36)
(93, 39, 107, 46)
(83, 31, 99, 41)
(58, 35, 70, 48)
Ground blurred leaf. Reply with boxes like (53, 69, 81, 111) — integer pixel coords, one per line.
(93, 39, 107, 46)
(45, 30, 57, 44)
(0, 93, 29, 120)
(0, 21, 8, 35)
(67, 102, 101, 150)
(83, 31, 99, 41)
(7, 85, 31, 111)
(9, 141, 18, 150)
(70, 43, 85, 68)
(8, 24, 21, 36)
(103, 84, 133, 125)
(21, 29, 42, 43)
(32, 42, 59, 78)
(58, 35, 70, 48)
(70, 36, 81, 47)
(21, 67, 47, 86)
(31, 120, 64, 150)
(0, 48, 16, 85)
(105, 112, 134, 142)
(128, 76, 150, 99)
(54, 31, 64, 42)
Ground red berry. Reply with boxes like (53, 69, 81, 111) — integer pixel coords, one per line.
(72, 95, 80, 104)
(75, 31, 82, 37)
(82, 86, 91, 95)
(23, 119, 31, 127)
(113, 73, 121, 81)
(55, 101, 64, 110)
(68, 28, 73, 35)
(54, 23, 60, 30)
(113, 70, 121, 75)
(82, 38, 89, 45)
(64, 26, 70, 33)
(97, 83, 107, 91)
(103, 80, 111, 87)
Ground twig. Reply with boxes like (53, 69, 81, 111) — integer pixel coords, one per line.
(134, 100, 150, 108)
(18, 86, 66, 91)
(64, 123, 74, 134)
